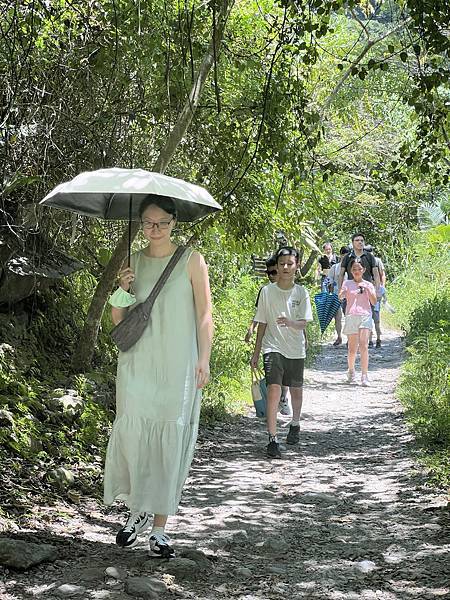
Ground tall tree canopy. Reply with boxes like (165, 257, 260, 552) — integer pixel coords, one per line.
(1, 0, 448, 367)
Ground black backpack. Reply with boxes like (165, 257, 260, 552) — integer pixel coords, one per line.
(343, 251, 376, 282)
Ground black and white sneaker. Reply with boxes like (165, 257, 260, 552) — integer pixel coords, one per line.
(149, 533, 175, 558)
(116, 512, 151, 548)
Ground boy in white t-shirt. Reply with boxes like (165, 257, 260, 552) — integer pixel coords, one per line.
(250, 247, 313, 458)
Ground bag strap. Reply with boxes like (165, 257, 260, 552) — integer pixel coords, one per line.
(141, 246, 187, 319)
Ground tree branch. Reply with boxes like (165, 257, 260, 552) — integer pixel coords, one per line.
(72, 0, 234, 371)
(321, 17, 412, 115)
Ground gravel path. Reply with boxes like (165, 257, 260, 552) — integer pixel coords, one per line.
(1, 330, 449, 599)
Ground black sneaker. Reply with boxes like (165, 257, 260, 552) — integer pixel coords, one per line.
(149, 533, 175, 558)
(286, 424, 300, 445)
(116, 512, 151, 548)
(375, 339, 381, 348)
(368, 340, 374, 348)
(266, 440, 282, 459)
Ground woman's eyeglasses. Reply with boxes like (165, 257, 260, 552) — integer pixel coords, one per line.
(267, 270, 277, 276)
(141, 218, 174, 231)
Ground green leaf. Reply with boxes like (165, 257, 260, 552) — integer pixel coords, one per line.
(3, 174, 42, 196)
(98, 248, 112, 267)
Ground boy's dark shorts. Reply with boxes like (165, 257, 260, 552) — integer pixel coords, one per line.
(263, 352, 304, 388)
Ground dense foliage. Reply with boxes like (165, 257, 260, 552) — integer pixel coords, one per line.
(384, 226, 450, 487)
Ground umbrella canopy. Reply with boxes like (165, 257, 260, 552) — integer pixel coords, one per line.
(314, 291, 341, 334)
(40, 168, 222, 222)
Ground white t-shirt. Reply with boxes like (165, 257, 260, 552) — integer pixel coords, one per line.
(254, 283, 313, 359)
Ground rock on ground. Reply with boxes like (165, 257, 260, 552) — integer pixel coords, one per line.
(0, 538, 58, 569)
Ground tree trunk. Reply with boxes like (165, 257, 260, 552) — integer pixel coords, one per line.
(72, 0, 232, 372)
(300, 249, 318, 277)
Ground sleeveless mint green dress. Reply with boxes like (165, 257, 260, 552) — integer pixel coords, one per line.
(104, 248, 201, 515)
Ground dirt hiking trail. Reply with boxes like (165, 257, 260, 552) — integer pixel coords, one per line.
(1, 330, 449, 600)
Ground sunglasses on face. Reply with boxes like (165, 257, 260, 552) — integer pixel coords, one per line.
(267, 270, 277, 276)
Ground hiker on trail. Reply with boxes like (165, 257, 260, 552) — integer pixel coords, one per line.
(338, 233, 380, 294)
(338, 233, 381, 339)
(339, 261, 377, 386)
(317, 242, 337, 291)
(365, 245, 386, 348)
(246, 256, 291, 416)
(106, 196, 213, 558)
(250, 246, 313, 459)
(326, 246, 349, 346)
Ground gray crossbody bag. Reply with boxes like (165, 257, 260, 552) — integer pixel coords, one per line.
(111, 246, 187, 352)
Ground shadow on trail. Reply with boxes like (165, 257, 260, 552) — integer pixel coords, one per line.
(2, 332, 447, 600)
(175, 413, 448, 599)
(2, 410, 447, 600)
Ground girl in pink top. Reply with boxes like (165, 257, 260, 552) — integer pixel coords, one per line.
(339, 261, 377, 386)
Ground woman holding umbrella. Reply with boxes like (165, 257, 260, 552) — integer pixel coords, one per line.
(105, 195, 213, 558)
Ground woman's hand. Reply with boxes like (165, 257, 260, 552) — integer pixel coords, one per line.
(195, 358, 210, 389)
(119, 267, 135, 291)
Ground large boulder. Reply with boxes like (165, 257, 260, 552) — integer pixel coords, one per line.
(0, 233, 83, 306)
(0, 537, 58, 569)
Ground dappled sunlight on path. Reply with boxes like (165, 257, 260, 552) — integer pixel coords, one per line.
(1, 331, 448, 599)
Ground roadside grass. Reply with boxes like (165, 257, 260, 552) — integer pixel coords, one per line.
(386, 228, 449, 488)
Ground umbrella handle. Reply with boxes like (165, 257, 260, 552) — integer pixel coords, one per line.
(127, 196, 132, 268)
(127, 112, 135, 268)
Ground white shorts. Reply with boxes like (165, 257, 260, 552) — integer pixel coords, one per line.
(343, 314, 373, 335)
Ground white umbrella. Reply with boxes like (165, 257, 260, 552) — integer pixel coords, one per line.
(40, 167, 222, 222)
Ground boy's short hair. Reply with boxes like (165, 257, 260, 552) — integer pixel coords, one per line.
(339, 246, 349, 255)
(351, 232, 365, 241)
(265, 256, 277, 268)
(275, 246, 300, 264)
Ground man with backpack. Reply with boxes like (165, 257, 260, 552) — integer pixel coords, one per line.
(338, 233, 381, 301)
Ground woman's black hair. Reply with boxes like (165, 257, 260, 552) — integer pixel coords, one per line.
(339, 246, 349, 255)
(139, 195, 178, 220)
(265, 256, 277, 268)
(275, 246, 300, 263)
